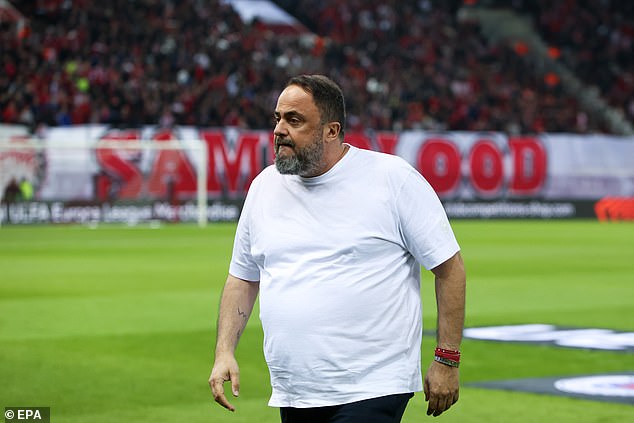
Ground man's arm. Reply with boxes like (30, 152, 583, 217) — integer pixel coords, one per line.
(209, 274, 260, 412)
(424, 251, 466, 417)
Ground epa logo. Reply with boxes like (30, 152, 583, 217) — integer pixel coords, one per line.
(4, 408, 49, 422)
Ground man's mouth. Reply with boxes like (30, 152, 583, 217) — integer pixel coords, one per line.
(275, 139, 295, 152)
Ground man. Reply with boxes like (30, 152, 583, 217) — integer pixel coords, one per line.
(209, 75, 466, 422)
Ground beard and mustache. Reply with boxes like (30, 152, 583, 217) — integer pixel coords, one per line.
(274, 132, 325, 177)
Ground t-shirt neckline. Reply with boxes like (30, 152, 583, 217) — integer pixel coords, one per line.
(299, 143, 355, 185)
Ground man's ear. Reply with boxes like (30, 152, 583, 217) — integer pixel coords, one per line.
(324, 122, 342, 143)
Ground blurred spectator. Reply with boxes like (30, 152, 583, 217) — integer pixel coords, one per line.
(2, 178, 22, 203)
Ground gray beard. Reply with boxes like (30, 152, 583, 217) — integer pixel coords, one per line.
(274, 135, 325, 177)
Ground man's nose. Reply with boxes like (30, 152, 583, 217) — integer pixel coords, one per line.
(274, 120, 288, 137)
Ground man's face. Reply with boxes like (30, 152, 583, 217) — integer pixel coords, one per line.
(273, 85, 326, 177)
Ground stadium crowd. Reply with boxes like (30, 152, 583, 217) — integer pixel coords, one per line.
(1, 0, 632, 134)
(523, 0, 634, 125)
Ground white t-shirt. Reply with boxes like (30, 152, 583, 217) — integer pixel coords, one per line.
(229, 145, 460, 408)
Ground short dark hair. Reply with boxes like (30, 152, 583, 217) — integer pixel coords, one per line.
(286, 74, 346, 139)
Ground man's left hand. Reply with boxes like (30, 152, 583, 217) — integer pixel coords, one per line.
(423, 360, 459, 417)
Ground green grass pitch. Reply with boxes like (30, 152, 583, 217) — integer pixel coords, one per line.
(1, 221, 633, 422)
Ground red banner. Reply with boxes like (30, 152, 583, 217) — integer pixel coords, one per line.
(2, 125, 633, 222)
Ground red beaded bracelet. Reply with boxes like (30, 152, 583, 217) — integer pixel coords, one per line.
(434, 347, 461, 367)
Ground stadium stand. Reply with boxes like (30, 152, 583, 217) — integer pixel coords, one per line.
(1, 0, 632, 134)
(488, 0, 634, 131)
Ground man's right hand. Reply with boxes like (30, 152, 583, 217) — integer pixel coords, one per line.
(209, 354, 241, 412)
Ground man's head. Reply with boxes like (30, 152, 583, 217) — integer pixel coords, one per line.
(273, 75, 346, 177)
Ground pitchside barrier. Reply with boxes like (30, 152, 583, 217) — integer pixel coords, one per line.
(1, 125, 633, 225)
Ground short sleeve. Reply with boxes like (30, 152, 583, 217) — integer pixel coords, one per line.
(396, 169, 460, 270)
(228, 189, 261, 282)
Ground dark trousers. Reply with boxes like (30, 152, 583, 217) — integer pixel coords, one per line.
(280, 393, 414, 423)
